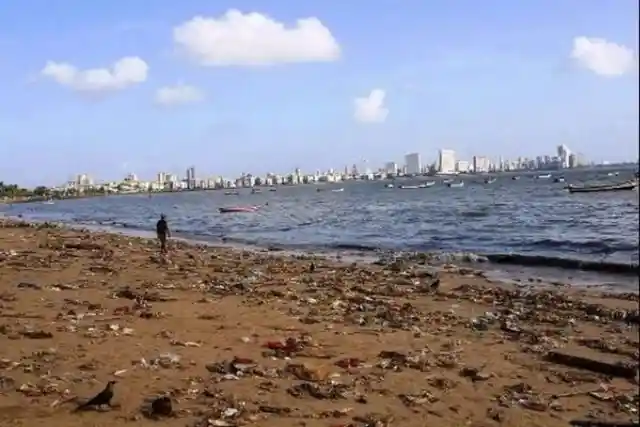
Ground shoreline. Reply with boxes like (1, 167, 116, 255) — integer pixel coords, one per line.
(3, 211, 637, 292)
(0, 217, 638, 427)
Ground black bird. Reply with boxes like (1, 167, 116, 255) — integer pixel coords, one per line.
(75, 381, 116, 411)
(309, 262, 316, 273)
(429, 278, 441, 291)
(150, 396, 173, 417)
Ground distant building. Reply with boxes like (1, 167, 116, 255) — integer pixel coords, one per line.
(472, 156, 491, 173)
(384, 161, 398, 174)
(186, 166, 196, 189)
(557, 144, 571, 168)
(438, 149, 456, 173)
(456, 160, 470, 173)
(404, 153, 421, 174)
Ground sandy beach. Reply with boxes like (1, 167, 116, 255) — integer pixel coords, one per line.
(0, 218, 637, 427)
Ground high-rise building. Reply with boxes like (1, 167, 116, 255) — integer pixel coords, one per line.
(384, 162, 398, 174)
(472, 156, 491, 173)
(438, 149, 456, 173)
(557, 145, 571, 168)
(186, 166, 196, 189)
(404, 153, 421, 175)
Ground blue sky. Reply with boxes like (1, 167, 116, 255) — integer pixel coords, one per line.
(0, 0, 638, 186)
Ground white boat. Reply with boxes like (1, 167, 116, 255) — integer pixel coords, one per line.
(331, 188, 344, 192)
(384, 183, 394, 188)
(448, 181, 464, 188)
(399, 185, 420, 189)
(423, 181, 436, 187)
(42, 200, 54, 205)
(536, 174, 552, 179)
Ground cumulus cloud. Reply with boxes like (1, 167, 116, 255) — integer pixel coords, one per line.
(154, 83, 204, 107)
(354, 89, 388, 124)
(172, 9, 340, 66)
(41, 56, 148, 92)
(571, 36, 637, 77)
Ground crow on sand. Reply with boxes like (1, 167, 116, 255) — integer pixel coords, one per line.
(74, 380, 116, 412)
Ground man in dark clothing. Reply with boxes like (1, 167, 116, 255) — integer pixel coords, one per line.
(156, 214, 170, 253)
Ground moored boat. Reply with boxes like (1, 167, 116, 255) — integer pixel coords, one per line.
(224, 191, 239, 195)
(536, 174, 552, 179)
(484, 177, 496, 184)
(219, 206, 258, 213)
(448, 181, 464, 188)
(567, 181, 638, 194)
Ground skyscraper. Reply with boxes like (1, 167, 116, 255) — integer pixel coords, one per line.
(438, 149, 456, 173)
(404, 153, 421, 174)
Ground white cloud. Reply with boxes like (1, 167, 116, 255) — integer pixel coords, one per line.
(354, 89, 388, 124)
(172, 9, 340, 66)
(41, 56, 148, 92)
(154, 84, 204, 106)
(571, 36, 637, 77)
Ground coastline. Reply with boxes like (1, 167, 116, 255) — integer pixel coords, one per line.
(0, 217, 638, 427)
(4, 210, 637, 292)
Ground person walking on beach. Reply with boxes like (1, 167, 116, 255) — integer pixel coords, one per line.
(156, 214, 170, 253)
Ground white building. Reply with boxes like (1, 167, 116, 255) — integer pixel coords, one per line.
(456, 160, 470, 173)
(557, 144, 571, 168)
(472, 156, 491, 173)
(404, 153, 421, 174)
(438, 149, 456, 173)
(384, 162, 398, 174)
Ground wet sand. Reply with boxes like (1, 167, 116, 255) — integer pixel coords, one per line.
(0, 218, 638, 427)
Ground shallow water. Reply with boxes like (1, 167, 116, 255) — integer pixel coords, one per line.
(4, 166, 638, 280)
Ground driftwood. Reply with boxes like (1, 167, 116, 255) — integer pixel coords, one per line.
(546, 351, 638, 379)
(569, 420, 639, 427)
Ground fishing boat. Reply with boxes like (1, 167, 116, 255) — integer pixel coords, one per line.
(399, 185, 420, 189)
(567, 181, 638, 194)
(536, 174, 552, 179)
(224, 190, 239, 196)
(448, 181, 464, 188)
(423, 181, 436, 187)
(219, 206, 258, 213)
(251, 188, 262, 194)
(269, 188, 277, 192)
(331, 188, 345, 192)
(384, 183, 394, 188)
(554, 177, 565, 183)
(512, 176, 520, 180)
(484, 177, 497, 184)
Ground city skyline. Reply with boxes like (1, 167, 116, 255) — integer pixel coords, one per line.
(1, 1, 638, 186)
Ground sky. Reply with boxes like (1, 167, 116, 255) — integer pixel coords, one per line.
(0, 0, 638, 186)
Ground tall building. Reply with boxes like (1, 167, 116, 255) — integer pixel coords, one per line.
(438, 149, 456, 173)
(384, 162, 398, 174)
(186, 166, 196, 189)
(404, 153, 421, 175)
(557, 144, 571, 168)
(472, 156, 491, 173)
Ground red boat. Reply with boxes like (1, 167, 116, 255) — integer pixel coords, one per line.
(219, 206, 258, 213)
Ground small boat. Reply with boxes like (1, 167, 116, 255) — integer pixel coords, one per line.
(251, 188, 262, 194)
(269, 188, 277, 192)
(399, 185, 420, 189)
(219, 206, 258, 213)
(442, 179, 453, 184)
(423, 181, 436, 187)
(448, 181, 464, 188)
(567, 181, 638, 194)
(512, 176, 520, 180)
(554, 177, 565, 183)
(536, 174, 552, 179)
(607, 172, 619, 176)
(384, 183, 394, 188)
(224, 191, 239, 195)
(484, 178, 497, 184)
(42, 200, 55, 205)
(331, 188, 344, 192)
